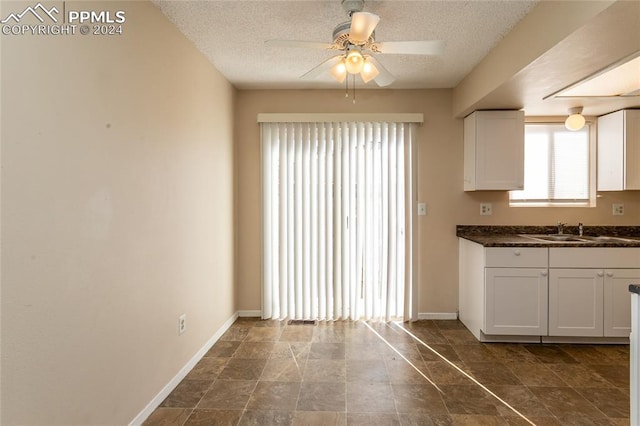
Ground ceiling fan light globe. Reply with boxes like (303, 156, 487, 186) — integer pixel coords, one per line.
(360, 60, 379, 83)
(349, 12, 380, 45)
(329, 60, 347, 83)
(345, 50, 364, 74)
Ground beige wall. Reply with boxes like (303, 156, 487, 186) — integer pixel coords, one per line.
(235, 89, 640, 316)
(1, 1, 235, 424)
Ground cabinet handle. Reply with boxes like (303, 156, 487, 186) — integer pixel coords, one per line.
(541, 271, 548, 277)
(606, 272, 614, 277)
(513, 250, 521, 256)
(597, 272, 604, 277)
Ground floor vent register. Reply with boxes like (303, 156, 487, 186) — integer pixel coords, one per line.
(287, 320, 317, 326)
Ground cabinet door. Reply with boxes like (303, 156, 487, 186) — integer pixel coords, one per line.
(464, 110, 524, 191)
(604, 269, 640, 337)
(631, 293, 640, 425)
(626, 110, 640, 189)
(549, 269, 604, 337)
(484, 268, 548, 335)
(597, 109, 640, 190)
(597, 110, 624, 191)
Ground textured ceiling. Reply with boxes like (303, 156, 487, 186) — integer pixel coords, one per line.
(152, 0, 537, 90)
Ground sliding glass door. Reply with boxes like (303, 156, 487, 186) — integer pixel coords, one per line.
(261, 121, 416, 322)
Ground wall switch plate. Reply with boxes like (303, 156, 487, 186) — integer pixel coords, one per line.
(178, 314, 186, 335)
(612, 203, 624, 216)
(417, 203, 426, 216)
(480, 203, 492, 216)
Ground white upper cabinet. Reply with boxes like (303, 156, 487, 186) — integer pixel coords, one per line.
(597, 109, 640, 191)
(463, 110, 524, 191)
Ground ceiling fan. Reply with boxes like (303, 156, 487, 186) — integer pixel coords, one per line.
(265, 0, 445, 87)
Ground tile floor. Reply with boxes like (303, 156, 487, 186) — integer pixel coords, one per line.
(144, 318, 630, 425)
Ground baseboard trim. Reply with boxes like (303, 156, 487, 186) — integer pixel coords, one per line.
(239, 310, 457, 321)
(129, 311, 239, 426)
(237, 310, 261, 318)
(417, 312, 458, 320)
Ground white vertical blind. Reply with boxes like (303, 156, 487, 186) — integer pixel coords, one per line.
(261, 121, 415, 321)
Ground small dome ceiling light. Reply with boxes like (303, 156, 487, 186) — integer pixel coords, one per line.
(565, 106, 586, 131)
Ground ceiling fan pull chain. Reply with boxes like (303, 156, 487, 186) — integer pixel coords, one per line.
(353, 74, 356, 104)
(345, 72, 349, 98)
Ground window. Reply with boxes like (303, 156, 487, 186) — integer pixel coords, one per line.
(510, 122, 594, 207)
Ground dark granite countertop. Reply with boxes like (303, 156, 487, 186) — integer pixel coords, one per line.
(630, 285, 640, 295)
(457, 225, 640, 248)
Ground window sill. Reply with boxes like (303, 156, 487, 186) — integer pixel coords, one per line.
(509, 201, 595, 208)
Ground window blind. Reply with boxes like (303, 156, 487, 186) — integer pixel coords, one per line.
(510, 123, 590, 205)
(261, 121, 416, 321)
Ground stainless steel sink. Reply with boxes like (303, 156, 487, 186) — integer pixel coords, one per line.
(543, 234, 580, 241)
(520, 234, 588, 243)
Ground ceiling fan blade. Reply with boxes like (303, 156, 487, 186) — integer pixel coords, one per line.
(374, 40, 446, 55)
(265, 39, 334, 50)
(349, 12, 380, 45)
(300, 56, 344, 80)
(365, 56, 395, 87)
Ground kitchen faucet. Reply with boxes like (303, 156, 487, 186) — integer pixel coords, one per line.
(557, 221, 566, 234)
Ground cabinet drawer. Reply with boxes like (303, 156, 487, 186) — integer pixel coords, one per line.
(550, 248, 640, 268)
(485, 247, 548, 268)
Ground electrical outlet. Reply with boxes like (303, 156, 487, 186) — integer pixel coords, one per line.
(178, 314, 186, 335)
(418, 203, 427, 216)
(612, 203, 624, 216)
(480, 203, 493, 216)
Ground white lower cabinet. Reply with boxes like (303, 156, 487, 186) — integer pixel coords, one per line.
(549, 248, 640, 339)
(460, 241, 640, 342)
(485, 267, 548, 335)
(631, 290, 640, 425)
(605, 269, 640, 337)
(549, 269, 604, 337)
(458, 239, 548, 341)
